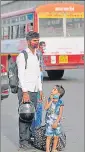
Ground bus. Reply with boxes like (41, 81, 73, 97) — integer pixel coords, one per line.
(1, 3, 84, 80)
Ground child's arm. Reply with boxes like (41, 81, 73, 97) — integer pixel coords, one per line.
(52, 105, 64, 129)
(44, 99, 52, 110)
(56, 106, 64, 123)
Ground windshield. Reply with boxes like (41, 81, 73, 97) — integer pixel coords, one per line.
(39, 18, 84, 37)
(39, 18, 64, 37)
(66, 18, 84, 37)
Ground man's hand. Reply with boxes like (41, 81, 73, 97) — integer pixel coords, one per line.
(40, 91, 43, 101)
(52, 121, 58, 129)
(40, 67, 42, 71)
(22, 92, 30, 103)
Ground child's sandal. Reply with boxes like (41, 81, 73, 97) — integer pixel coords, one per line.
(52, 150, 58, 152)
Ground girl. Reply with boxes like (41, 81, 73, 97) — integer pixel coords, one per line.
(44, 85, 65, 152)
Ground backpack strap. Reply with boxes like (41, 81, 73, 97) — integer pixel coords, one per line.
(21, 50, 28, 69)
(36, 53, 39, 61)
(36, 50, 40, 61)
(21, 50, 39, 69)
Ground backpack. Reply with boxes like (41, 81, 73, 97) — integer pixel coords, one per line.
(8, 50, 39, 94)
(8, 50, 28, 94)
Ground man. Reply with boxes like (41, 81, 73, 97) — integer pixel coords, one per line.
(36, 41, 46, 81)
(39, 41, 46, 54)
(16, 31, 43, 150)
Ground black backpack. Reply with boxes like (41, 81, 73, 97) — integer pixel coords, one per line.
(8, 50, 28, 94)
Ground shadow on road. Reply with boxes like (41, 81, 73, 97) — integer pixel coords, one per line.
(43, 76, 84, 83)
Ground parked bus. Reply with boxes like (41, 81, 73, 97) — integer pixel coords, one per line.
(1, 3, 84, 80)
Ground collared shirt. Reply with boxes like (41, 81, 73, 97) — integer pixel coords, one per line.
(16, 48, 42, 92)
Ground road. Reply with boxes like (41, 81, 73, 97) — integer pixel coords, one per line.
(1, 69, 84, 152)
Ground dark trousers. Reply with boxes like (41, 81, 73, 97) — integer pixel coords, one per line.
(17, 88, 37, 145)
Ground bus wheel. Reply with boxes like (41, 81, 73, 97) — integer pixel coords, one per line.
(47, 70, 64, 80)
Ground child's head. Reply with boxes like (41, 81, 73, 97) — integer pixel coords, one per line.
(51, 85, 65, 100)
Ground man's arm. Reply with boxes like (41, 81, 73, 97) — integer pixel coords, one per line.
(17, 53, 30, 102)
(38, 73, 42, 91)
(38, 61, 43, 100)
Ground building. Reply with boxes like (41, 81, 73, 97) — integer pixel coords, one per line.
(1, 0, 84, 14)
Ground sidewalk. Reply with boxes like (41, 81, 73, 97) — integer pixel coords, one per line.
(1, 133, 44, 152)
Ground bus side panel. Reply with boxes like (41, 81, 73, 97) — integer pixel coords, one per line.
(1, 55, 8, 70)
(34, 11, 38, 32)
(1, 54, 18, 71)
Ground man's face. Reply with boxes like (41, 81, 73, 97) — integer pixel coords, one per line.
(27, 38, 39, 49)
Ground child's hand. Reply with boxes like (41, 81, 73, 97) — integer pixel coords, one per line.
(51, 121, 58, 129)
(50, 94, 53, 100)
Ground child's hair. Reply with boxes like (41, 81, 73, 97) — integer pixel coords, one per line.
(55, 85, 65, 99)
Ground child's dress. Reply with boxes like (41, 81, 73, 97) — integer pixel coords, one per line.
(45, 98, 64, 136)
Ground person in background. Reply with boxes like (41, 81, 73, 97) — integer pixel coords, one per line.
(39, 41, 46, 54)
(36, 41, 46, 81)
(7, 54, 13, 77)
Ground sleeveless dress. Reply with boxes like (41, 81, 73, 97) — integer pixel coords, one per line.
(45, 98, 64, 136)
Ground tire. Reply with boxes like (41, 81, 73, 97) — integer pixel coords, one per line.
(47, 70, 64, 80)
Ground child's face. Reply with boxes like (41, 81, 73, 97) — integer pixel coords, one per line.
(51, 86, 60, 102)
(51, 86, 59, 95)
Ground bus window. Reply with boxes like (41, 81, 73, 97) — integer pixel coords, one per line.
(7, 18, 10, 24)
(11, 16, 19, 24)
(66, 18, 84, 37)
(20, 15, 26, 22)
(27, 13, 33, 22)
(11, 26, 13, 39)
(27, 22, 33, 32)
(16, 25, 19, 38)
(11, 25, 19, 39)
(3, 27, 8, 39)
(8, 26, 10, 39)
(1, 27, 4, 39)
(26, 13, 34, 31)
(19, 24, 26, 38)
(3, 19, 6, 25)
(39, 18, 64, 37)
(30, 22, 33, 31)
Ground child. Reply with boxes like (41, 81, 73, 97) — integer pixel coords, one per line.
(44, 85, 65, 152)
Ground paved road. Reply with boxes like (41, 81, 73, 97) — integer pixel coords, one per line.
(1, 69, 84, 152)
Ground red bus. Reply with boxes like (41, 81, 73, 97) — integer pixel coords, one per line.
(1, 3, 84, 80)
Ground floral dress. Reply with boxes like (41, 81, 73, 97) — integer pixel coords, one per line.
(45, 98, 64, 136)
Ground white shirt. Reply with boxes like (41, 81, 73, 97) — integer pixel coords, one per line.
(16, 48, 42, 92)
